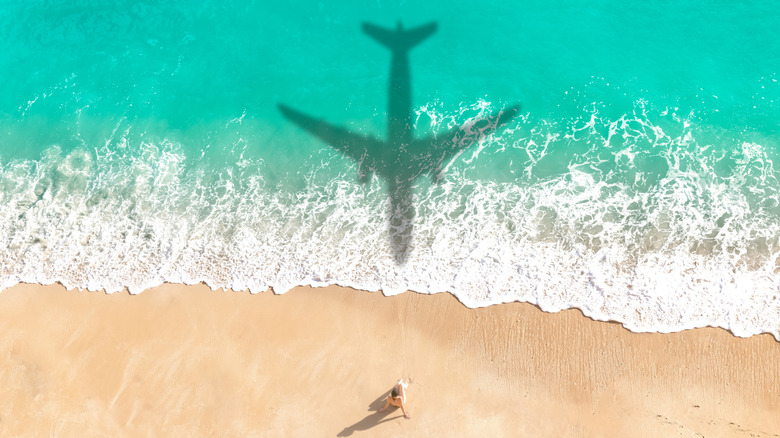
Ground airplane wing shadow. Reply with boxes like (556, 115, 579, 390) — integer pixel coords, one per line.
(278, 103, 520, 264)
(277, 19, 520, 264)
(411, 104, 521, 182)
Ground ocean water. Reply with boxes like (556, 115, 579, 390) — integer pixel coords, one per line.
(1, 0, 779, 338)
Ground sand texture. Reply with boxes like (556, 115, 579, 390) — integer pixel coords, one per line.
(0, 283, 778, 437)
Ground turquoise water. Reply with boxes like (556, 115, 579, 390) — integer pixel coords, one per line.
(1, 1, 779, 338)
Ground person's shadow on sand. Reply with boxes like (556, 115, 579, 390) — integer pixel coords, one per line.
(337, 389, 406, 436)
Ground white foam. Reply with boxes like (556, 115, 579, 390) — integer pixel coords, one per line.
(1, 105, 779, 340)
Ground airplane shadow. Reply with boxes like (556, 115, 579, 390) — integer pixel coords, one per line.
(336, 389, 405, 437)
(278, 20, 520, 264)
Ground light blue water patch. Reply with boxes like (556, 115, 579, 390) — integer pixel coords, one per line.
(0, 0, 779, 338)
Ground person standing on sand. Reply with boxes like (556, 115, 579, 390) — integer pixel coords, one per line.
(378, 378, 411, 419)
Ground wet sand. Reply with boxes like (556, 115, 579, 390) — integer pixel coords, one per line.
(0, 283, 777, 437)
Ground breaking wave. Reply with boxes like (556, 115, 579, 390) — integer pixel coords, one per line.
(1, 101, 779, 339)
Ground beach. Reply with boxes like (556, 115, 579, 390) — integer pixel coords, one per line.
(2, 2, 780, 437)
(0, 283, 777, 437)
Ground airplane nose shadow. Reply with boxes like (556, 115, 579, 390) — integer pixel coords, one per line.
(278, 20, 520, 264)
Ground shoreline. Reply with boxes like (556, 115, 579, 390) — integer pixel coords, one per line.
(0, 283, 778, 437)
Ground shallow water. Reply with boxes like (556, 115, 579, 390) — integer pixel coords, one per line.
(1, 0, 779, 338)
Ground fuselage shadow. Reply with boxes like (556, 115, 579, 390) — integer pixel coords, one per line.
(278, 20, 520, 264)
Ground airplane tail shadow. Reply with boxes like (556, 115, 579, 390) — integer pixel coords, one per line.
(277, 20, 521, 264)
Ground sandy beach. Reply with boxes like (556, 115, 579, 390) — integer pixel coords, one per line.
(0, 283, 777, 437)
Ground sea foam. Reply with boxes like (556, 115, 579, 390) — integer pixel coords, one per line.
(1, 103, 779, 340)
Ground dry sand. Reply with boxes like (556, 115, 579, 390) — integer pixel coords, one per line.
(0, 283, 778, 437)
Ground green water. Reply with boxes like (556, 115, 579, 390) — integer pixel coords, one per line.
(1, 0, 779, 338)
